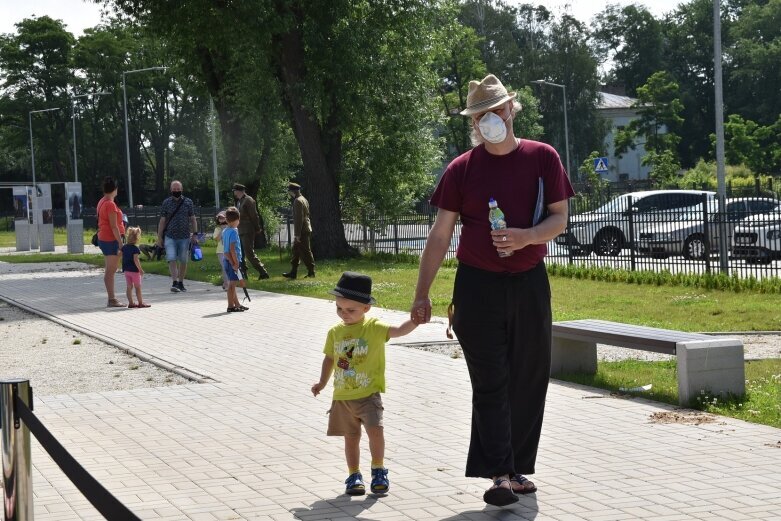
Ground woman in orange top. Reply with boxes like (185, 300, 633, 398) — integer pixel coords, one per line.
(97, 176, 126, 307)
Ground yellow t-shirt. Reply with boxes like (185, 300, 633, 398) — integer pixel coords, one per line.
(323, 317, 391, 400)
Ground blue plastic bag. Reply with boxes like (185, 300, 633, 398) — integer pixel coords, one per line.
(190, 244, 203, 262)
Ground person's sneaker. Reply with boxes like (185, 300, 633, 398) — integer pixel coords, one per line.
(305, 271, 316, 278)
(282, 271, 297, 280)
(344, 472, 365, 496)
(177, 281, 187, 292)
(170, 282, 180, 293)
(370, 467, 389, 494)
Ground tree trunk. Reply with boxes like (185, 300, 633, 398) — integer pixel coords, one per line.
(274, 10, 352, 259)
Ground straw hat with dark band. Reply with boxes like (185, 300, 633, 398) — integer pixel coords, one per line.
(459, 74, 516, 116)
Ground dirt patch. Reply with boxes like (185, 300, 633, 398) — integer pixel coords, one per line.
(649, 411, 718, 425)
(765, 441, 781, 448)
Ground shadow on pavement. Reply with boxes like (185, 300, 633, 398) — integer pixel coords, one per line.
(291, 495, 379, 520)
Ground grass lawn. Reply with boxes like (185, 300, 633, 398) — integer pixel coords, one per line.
(556, 358, 781, 429)
(2, 240, 780, 428)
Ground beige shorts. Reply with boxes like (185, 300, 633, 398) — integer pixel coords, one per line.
(327, 393, 384, 436)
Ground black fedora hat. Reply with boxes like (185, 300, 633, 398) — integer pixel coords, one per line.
(328, 271, 376, 305)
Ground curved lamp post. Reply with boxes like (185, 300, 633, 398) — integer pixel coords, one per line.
(531, 79, 571, 177)
(122, 66, 167, 207)
(29, 107, 63, 189)
(71, 91, 110, 182)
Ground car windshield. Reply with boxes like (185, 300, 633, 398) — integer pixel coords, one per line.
(594, 195, 630, 214)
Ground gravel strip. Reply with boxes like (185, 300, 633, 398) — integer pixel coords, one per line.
(0, 300, 190, 396)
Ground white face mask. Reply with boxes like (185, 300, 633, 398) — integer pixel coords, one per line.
(477, 111, 511, 144)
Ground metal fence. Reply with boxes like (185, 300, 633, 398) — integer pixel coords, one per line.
(3, 188, 781, 279)
(552, 191, 781, 279)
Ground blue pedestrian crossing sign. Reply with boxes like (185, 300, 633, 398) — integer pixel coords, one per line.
(593, 157, 609, 173)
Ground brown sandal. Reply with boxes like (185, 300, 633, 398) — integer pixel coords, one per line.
(510, 474, 537, 494)
(107, 298, 125, 308)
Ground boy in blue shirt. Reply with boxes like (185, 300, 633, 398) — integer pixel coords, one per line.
(311, 272, 418, 496)
(221, 207, 247, 312)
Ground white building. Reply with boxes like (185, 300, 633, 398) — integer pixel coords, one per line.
(597, 92, 655, 182)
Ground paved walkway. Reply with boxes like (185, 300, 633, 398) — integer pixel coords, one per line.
(1, 262, 780, 521)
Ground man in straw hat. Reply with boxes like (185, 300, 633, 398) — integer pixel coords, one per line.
(410, 74, 575, 506)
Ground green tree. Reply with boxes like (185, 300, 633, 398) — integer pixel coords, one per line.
(538, 14, 607, 175)
(615, 71, 683, 158)
(592, 4, 665, 96)
(0, 16, 75, 184)
(714, 114, 781, 176)
(728, 0, 781, 127)
(643, 149, 681, 187)
(110, 0, 445, 258)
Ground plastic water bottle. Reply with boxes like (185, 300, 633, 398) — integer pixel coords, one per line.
(488, 198, 513, 257)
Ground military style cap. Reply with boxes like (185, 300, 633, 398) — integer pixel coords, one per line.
(288, 182, 301, 190)
(232, 183, 246, 191)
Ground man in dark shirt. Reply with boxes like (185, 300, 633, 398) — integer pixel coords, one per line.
(233, 183, 270, 280)
(156, 180, 197, 292)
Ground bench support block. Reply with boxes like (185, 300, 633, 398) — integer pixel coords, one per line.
(677, 341, 745, 405)
(551, 338, 597, 376)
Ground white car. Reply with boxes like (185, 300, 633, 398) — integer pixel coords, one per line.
(731, 210, 781, 264)
(557, 190, 715, 256)
(635, 197, 780, 259)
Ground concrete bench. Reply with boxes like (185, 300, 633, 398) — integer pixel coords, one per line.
(551, 319, 745, 405)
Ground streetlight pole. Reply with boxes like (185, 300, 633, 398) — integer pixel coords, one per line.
(122, 66, 167, 208)
(71, 91, 109, 182)
(713, 0, 728, 273)
(531, 80, 571, 177)
(29, 107, 63, 190)
(210, 96, 220, 209)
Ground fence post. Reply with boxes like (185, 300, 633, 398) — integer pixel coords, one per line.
(1, 378, 34, 521)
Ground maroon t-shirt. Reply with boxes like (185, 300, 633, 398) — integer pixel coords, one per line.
(431, 139, 575, 273)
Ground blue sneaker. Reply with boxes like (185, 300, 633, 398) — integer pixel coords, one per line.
(370, 467, 389, 494)
(345, 472, 365, 496)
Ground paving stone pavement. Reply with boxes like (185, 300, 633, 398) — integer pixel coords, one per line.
(1, 262, 780, 521)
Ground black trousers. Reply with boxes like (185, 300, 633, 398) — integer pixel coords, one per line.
(451, 261, 551, 479)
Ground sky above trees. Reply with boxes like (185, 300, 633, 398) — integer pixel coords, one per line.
(1, 0, 687, 38)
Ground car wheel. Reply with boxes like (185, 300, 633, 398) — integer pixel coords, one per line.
(683, 234, 707, 260)
(593, 230, 623, 256)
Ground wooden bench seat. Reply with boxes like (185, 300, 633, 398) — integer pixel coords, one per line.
(551, 319, 745, 405)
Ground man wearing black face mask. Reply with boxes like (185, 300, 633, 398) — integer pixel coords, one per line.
(157, 180, 197, 292)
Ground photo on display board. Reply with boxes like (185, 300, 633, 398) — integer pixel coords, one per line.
(68, 191, 82, 220)
(14, 194, 28, 219)
(27, 188, 34, 223)
(42, 209, 53, 225)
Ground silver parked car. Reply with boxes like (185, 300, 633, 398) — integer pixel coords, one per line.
(635, 197, 781, 259)
(731, 208, 781, 264)
(557, 190, 715, 256)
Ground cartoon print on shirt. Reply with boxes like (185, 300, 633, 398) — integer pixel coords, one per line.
(333, 337, 370, 390)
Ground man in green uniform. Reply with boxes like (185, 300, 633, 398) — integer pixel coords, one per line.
(283, 182, 315, 279)
(233, 183, 270, 280)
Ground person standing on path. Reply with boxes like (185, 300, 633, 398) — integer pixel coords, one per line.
(97, 176, 126, 307)
(233, 183, 270, 280)
(283, 182, 315, 279)
(156, 180, 197, 293)
(409, 74, 574, 507)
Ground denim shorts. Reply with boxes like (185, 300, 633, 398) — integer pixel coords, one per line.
(164, 237, 190, 263)
(98, 239, 121, 256)
(223, 258, 240, 281)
